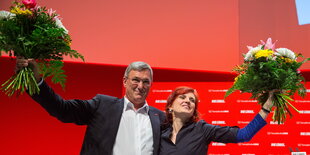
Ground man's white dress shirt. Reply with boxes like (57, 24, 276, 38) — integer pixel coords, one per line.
(112, 97, 153, 155)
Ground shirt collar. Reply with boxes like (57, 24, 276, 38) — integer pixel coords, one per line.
(124, 97, 150, 113)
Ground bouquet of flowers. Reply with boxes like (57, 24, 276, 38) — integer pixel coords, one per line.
(0, 0, 84, 96)
(225, 38, 309, 124)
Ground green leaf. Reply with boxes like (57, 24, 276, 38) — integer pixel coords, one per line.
(39, 60, 66, 89)
(1, 2, 84, 96)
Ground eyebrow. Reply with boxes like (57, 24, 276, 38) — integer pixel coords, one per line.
(189, 97, 195, 101)
(133, 77, 150, 81)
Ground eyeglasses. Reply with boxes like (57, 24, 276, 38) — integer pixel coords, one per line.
(128, 77, 151, 86)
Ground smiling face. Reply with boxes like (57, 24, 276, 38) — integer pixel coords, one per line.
(123, 69, 152, 108)
(169, 92, 196, 121)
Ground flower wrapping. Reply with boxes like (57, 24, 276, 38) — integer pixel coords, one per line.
(225, 38, 309, 124)
(0, 0, 84, 96)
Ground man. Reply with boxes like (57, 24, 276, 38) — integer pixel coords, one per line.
(16, 57, 166, 155)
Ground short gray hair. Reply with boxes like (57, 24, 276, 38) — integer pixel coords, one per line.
(124, 61, 153, 81)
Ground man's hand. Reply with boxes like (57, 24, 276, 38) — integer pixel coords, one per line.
(16, 56, 41, 83)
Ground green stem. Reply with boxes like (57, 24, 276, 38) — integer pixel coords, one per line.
(1, 75, 15, 87)
(3, 75, 18, 91)
(284, 99, 300, 113)
(1, 67, 40, 96)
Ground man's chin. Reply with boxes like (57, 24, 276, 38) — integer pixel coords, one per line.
(133, 97, 146, 103)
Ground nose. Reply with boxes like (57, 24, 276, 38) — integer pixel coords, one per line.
(184, 97, 190, 103)
(136, 82, 146, 94)
(137, 81, 144, 88)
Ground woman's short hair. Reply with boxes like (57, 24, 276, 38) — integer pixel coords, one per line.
(165, 86, 200, 124)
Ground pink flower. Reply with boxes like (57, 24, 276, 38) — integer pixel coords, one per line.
(261, 38, 277, 51)
(47, 8, 56, 17)
(34, 5, 41, 10)
(53, 15, 60, 21)
(22, 0, 37, 9)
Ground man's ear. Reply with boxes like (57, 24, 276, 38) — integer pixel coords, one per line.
(123, 77, 127, 87)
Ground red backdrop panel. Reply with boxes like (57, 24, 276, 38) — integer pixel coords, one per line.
(148, 82, 310, 154)
(0, 58, 124, 155)
(1, 56, 310, 154)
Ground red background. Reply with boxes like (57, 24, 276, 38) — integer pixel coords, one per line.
(1, 0, 309, 71)
(148, 82, 310, 154)
(1, 57, 310, 154)
(1, 0, 310, 154)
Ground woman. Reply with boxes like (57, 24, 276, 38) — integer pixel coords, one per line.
(160, 86, 273, 155)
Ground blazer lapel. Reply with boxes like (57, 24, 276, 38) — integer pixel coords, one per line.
(108, 98, 124, 144)
(114, 98, 124, 126)
(149, 108, 161, 155)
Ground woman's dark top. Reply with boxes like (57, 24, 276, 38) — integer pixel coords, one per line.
(160, 114, 266, 155)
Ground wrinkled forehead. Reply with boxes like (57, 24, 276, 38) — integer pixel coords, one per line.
(128, 69, 152, 80)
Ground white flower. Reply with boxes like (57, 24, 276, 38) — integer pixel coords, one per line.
(244, 45, 262, 61)
(55, 18, 68, 34)
(0, 11, 15, 20)
(275, 48, 296, 60)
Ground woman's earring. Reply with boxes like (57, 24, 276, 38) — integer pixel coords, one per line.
(169, 109, 173, 113)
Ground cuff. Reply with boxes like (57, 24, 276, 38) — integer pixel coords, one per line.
(37, 78, 44, 86)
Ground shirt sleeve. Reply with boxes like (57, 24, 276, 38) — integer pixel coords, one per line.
(200, 120, 239, 143)
(31, 81, 100, 125)
(37, 78, 44, 86)
(236, 114, 267, 142)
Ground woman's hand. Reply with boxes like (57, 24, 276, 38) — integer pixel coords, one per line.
(263, 90, 276, 110)
(259, 90, 278, 119)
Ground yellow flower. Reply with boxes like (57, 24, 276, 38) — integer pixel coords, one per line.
(63, 38, 71, 46)
(282, 57, 296, 63)
(254, 49, 274, 59)
(10, 7, 32, 16)
(234, 75, 241, 84)
(66, 40, 71, 46)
